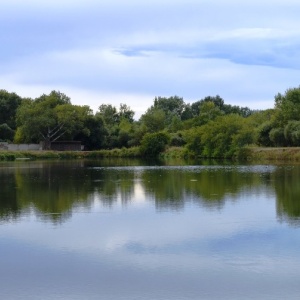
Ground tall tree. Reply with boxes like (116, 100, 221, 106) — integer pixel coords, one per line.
(16, 91, 91, 149)
(119, 103, 135, 123)
(96, 103, 135, 148)
(0, 89, 22, 130)
(97, 104, 119, 126)
(191, 95, 224, 117)
(274, 87, 300, 126)
(0, 123, 15, 142)
(140, 108, 166, 133)
(74, 114, 108, 150)
(153, 96, 185, 118)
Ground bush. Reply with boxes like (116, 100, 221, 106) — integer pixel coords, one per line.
(140, 132, 170, 157)
(0, 123, 14, 142)
(184, 114, 254, 158)
(0, 152, 16, 161)
(256, 121, 274, 146)
(170, 133, 186, 147)
(269, 127, 286, 146)
(284, 121, 300, 146)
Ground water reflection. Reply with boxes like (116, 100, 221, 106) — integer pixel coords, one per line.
(274, 166, 300, 226)
(0, 161, 93, 223)
(0, 160, 300, 225)
(2, 160, 300, 300)
(0, 169, 21, 221)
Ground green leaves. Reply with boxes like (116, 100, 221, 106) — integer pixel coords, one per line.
(15, 91, 92, 146)
(0, 90, 22, 130)
(274, 87, 300, 125)
(256, 87, 300, 147)
(140, 132, 170, 157)
(140, 108, 166, 133)
(0, 123, 14, 142)
(185, 114, 254, 158)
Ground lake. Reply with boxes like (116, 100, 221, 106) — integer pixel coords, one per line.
(1, 159, 300, 300)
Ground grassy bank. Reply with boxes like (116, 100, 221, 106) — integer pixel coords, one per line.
(0, 147, 141, 161)
(245, 147, 300, 162)
(160, 146, 300, 162)
(2, 146, 300, 162)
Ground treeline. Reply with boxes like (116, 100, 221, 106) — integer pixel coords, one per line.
(1, 87, 300, 157)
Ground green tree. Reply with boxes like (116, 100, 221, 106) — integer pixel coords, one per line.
(0, 123, 15, 142)
(198, 101, 223, 124)
(127, 122, 147, 147)
(97, 104, 119, 126)
(185, 114, 254, 158)
(269, 127, 286, 147)
(74, 114, 108, 150)
(119, 103, 135, 123)
(168, 114, 183, 132)
(190, 96, 252, 118)
(0, 90, 22, 129)
(247, 109, 274, 127)
(256, 121, 274, 147)
(140, 108, 166, 133)
(96, 103, 135, 149)
(181, 103, 194, 121)
(184, 127, 205, 156)
(149, 96, 186, 127)
(16, 91, 91, 149)
(118, 118, 133, 147)
(140, 132, 170, 157)
(153, 96, 185, 117)
(254, 87, 300, 147)
(191, 95, 224, 117)
(274, 87, 300, 126)
(284, 121, 300, 146)
(35, 90, 71, 105)
(189, 101, 223, 127)
(201, 115, 254, 157)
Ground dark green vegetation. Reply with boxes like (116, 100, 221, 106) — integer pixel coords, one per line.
(2, 86, 300, 158)
(1, 161, 300, 226)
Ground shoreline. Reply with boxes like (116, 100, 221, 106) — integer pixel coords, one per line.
(2, 146, 300, 162)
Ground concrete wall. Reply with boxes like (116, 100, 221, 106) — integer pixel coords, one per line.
(0, 142, 41, 151)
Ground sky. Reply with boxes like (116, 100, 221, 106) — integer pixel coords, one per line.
(1, 0, 300, 118)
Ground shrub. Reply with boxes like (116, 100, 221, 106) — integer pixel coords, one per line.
(140, 132, 170, 157)
(0, 123, 14, 142)
(184, 114, 254, 158)
(0, 152, 16, 161)
(284, 121, 300, 146)
(170, 133, 186, 147)
(269, 127, 286, 146)
(256, 121, 274, 146)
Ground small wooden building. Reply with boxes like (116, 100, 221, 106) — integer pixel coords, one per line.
(50, 141, 82, 151)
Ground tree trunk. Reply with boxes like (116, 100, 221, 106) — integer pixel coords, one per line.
(43, 138, 51, 150)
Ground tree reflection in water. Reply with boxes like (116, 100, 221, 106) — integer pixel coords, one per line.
(0, 160, 300, 226)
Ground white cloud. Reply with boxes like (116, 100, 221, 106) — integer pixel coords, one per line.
(66, 89, 154, 119)
(1, 0, 300, 114)
(3, 43, 300, 113)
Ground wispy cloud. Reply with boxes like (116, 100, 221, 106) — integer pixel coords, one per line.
(1, 1, 300, 112)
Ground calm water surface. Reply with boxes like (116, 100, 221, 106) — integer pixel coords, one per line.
(1, 159, 300, 300)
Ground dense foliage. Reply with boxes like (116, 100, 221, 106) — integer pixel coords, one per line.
(1, 86, 300, 157)
(140, 132, 170, 157)
(0, 90, 22, 141)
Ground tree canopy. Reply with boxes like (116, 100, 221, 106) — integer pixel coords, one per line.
(0, 90, 22, 141)
(15, 91, 92, 149)
(3, 86, 300, 156)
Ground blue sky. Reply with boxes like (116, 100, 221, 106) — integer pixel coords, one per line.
(1, 0, 300, 117)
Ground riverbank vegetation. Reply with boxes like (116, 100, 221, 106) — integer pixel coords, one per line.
(1, 86, 300, 160)
(2, 147, 300, 162)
